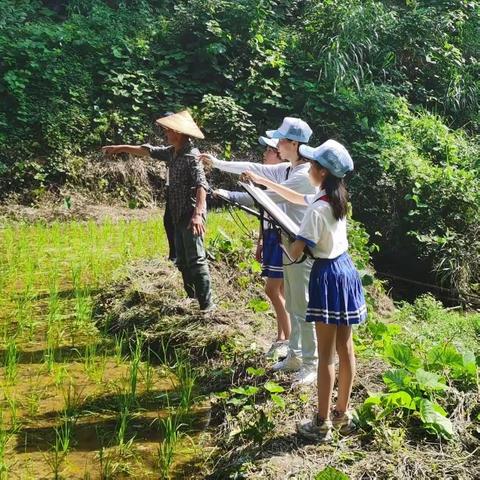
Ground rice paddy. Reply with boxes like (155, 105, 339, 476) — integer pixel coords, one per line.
(0, 212, 255, 479)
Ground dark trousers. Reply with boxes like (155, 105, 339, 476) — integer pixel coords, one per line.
(163, 193, 176, 261)
(174, 215, 212, 310)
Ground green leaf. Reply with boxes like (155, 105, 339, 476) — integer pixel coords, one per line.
(248, 298, 270, 313)
(271, 394, 286, 409)
(251, 260, 262, 273)
(264, 381, 285, 393)
(383, 369, 412, 392)
(415, 369, 447, 391)
(363, 393, 382, 406)
(314, 466, 350, 480)
(418, 399, 453, 439)
(427, 344, 462, 368)
(246, 367, 266, 377)
(384, 340, 421, 371)
(230, 386, 259, 396)
(385, 391, 416, 410)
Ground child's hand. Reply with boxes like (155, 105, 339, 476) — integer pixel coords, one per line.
(198, 153, 215, 169)
(241, 170, 265, 185)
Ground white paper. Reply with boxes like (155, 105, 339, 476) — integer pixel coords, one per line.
(238, 181, 300, 238)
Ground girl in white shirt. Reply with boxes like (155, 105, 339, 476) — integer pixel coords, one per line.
(243, 139, 367, 443)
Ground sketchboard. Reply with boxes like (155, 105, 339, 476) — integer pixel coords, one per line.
(238, 181, 300, 240)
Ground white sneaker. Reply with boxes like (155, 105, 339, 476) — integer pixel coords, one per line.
(272, 351, 302, 372)
(265, 340, 289, 360)
(292, 366, 317, 388)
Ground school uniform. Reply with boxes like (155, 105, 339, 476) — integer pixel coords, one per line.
(297, 191, 367, 325)
(261, 219, 283, 279)
(212, 158, 318, 369)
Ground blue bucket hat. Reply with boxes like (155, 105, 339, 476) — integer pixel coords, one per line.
(258, 136, 279, 149)
(266, 117, 313, 143)
(299, 140, 354, 178)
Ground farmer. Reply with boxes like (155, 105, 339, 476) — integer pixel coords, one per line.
(200, 118, 318, 387)
(102, 110, 214, 311)
(243, 139, 367, 442)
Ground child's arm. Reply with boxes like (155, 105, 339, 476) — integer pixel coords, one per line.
(288, 239, 307, 261)
(242, 171, 307, 206)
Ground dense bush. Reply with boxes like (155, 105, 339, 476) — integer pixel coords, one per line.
(0, 0, 479, 299)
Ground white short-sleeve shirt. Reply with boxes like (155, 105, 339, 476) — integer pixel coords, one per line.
(296, 190, 348, 259)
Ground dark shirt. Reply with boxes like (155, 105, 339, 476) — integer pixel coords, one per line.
(142, 141, 209, 224)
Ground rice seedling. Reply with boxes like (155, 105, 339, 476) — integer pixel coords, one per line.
(45, 422, 71, 480)
(157, 413, 182, 480)
(5, 394, 20, 432)
(173, 354, 197, 416)
(53, 364, 68, 387)
(47, 277, 61, 332)
(113, 334, 125, 365)
(116, 405, 133, 453)
(62, 381, 84, 419)
(15, 283, 36, 341)
(3, 336, 19, 384)
(97, 445, 115, 480)
(83, 342, 98, 376)
(26, 389, 42, 417)
(56, 413, 75, 454)
(141, 347, 155, 394)
(0, 409, 12, 479)
(128, 330, 144, 406)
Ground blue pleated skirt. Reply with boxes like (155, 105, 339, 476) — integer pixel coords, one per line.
(261, 228, 284, 279)
(306, 252, 367, 325)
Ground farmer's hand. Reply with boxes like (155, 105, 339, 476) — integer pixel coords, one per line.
(198, 153, 215, 169)
(102, 145, 121, 156)
(189, 213, 205, 237)
(241, 171, 265, 185)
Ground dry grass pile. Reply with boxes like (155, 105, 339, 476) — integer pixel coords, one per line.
(94, 258, 269, 361)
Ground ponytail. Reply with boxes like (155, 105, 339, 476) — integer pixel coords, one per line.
(324, 174, 348, 220)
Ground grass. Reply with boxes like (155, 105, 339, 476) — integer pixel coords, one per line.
(0, 212, 257, 478)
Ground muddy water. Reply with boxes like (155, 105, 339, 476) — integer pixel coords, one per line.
(0, 340, 211, 479)
(0, 219, 226, 479)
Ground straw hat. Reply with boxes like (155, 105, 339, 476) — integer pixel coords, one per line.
(155, 110, 205, 139)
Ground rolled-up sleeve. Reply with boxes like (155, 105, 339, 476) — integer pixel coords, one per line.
(141, 143, 173, 163)
(228, 191, 255, 207)
(190, 158, 209, 191)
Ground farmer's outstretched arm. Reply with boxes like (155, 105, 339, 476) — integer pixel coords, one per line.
(103, 144, 172, 162)
(242, 171, 307, 205)
(102, 145, 150, 156)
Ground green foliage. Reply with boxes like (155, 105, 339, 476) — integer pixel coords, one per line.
(215, 377, 287, 446)
(315, 467, 350, 480)
(356, 299, 479, 440)
(198, 94, 257, 151)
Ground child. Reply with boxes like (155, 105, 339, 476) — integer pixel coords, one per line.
(243, 139, 367, 442)
(200, 118, 318, 387)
